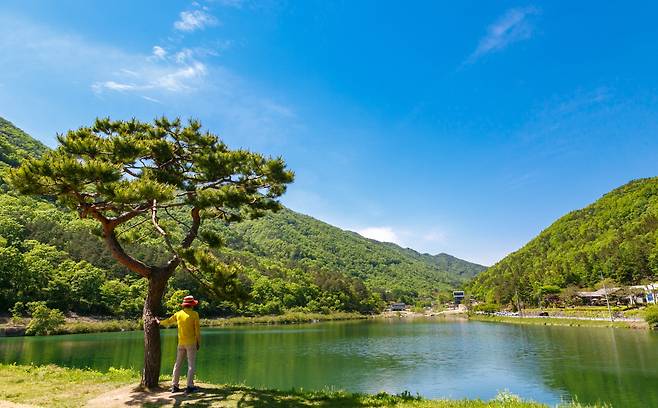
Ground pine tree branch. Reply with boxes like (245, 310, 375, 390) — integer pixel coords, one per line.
(103, 227, 153, 277)
(181, 207, 201, 249)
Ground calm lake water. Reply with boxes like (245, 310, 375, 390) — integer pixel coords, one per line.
(1, 318, 657, 407)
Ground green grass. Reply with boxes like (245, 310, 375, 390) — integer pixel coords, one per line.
(0, 363, 136, 407)
(0, 363, 602, 407)
(468, 313, 645, 329)
(54, 319, 142, 335)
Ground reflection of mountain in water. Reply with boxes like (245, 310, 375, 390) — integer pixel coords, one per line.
(520, 324, 658, 407)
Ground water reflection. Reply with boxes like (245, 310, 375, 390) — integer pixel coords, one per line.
(1, 319, 656, 407)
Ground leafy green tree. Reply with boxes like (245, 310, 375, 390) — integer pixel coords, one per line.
(8, 117, 293, 387)
(645, 304, 658, 328)
(0, 246, 28, 309)
(57, 260, 106, 313)
(163, 289, 188, 315)
(536, 285, 561, 308)
(25, 302, 65, 335)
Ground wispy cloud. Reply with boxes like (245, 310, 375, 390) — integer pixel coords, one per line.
(92, 61, 207, 94)
(212, 0, 245, 8)
(152, 45, 167, 59)
(465, 6, 540, 64)
(174, 10, 218, 32)
(141, 95, 162, 104)
(0, 13, 298, 146)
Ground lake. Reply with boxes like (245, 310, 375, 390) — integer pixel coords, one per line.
(1, 318, 657, 407)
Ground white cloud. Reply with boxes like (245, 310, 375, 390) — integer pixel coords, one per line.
(154, 61, 207, 91)
(92, 61, 207, 94)
(174, 10, 218, 32)
(356, 227, 401, 244)
(152, 45, 167, 59)
(213, 0, 245, 8)
(466, 6, 540, 64)
(92, 81, 137, 92)
(141, 95, 162, 104)
(175, 48, 194, 63)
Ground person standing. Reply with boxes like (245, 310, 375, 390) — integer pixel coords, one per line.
(157, 295, 201, 393)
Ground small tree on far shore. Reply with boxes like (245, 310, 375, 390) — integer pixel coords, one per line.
(8, 117, 294, 387)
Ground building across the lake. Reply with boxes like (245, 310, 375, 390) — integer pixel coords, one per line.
(453, 290, 465, 305)
(577, 284, 658, 306)
(390, 302, 406, 311)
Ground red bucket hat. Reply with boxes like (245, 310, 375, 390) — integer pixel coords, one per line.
(181, 295, 199, 307)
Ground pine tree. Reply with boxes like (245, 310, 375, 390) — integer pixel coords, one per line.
(8, 117, 294, 387)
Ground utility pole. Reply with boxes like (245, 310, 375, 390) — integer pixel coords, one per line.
(600, 270, 613, 322)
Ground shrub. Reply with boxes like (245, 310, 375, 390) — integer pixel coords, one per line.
(644, 305, 658, 328)
(25, 303, 65, 335)
(494, 389, 522, 403)
(164, 289, 188, 315)
(472, 303, 499, 314)
(9, 301, 26, 325)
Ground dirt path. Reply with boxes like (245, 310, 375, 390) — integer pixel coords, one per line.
(86, 383, 243, 407)
(0, 402, 37, 408)
(84, 382, 340, 407)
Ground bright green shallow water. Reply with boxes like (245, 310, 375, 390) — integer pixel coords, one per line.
(1, 319, 657, 407)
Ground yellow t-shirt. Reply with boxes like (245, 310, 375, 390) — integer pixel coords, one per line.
(160, 308, 200, 346)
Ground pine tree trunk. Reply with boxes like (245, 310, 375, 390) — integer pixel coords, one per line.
(141, 274, 167, 388)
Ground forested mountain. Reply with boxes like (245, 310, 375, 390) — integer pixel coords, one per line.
(215, 209, 485, 295)
(0, 116, 483, 316)
(470, 177, 658, 304)
(0, 118, 48, 168)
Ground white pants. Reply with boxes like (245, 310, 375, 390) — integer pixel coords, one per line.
(172, 345, 197, 388)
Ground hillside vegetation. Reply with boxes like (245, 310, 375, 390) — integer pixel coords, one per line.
(0, 116, 483, 317)
(470, 177, 658, 304)
(217, 209, 484, 295)
(0, 117, 48, 168)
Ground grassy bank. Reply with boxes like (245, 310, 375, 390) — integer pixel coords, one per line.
(0, 312, 368, 337)
(469, 313, 647, 329)
(0, 363, 598, 407)
(520, 307, 639, 319)
(201, 311, 368, 327)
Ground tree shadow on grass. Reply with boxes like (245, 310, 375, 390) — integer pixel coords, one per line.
(121, 384, 415, 408)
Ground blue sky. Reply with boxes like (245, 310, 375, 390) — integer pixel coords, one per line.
(1, 1, 658, 265)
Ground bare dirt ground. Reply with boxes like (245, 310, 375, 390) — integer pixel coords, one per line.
(85, 382, 345, 407)
(0, 402, 37, 408)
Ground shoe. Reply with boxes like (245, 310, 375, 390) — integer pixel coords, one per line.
(185, 386, 199, 394)
(171, 385, 182, 393)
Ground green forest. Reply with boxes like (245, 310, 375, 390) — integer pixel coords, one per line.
(0, 117, 483, 318)
(470, 177, 658, 304)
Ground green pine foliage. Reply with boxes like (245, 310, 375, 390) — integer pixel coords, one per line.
(470, 177, 658, 304)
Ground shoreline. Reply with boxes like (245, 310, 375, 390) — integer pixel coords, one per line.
(468, 313, 648, 329)
(2, 308, 651, 337)
(0, 363, 595, 407)
(0, 312, 369, 337)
